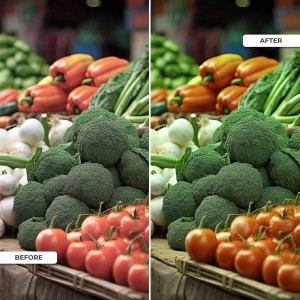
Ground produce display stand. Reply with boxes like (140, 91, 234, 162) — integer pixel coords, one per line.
(151, 238, 300, 300)
(0, 236, 148, 300)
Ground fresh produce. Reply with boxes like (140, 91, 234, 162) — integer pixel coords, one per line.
(0, 218, 5, 238)
(48, 117, 73, 147)
(19, 118, 45, 146)
(0, 195, 15, 227)
(197, 116, 222, 147)
(151, 34, 198, 90)
(0, 172, 17, 196)
(0, 88, 19, 105)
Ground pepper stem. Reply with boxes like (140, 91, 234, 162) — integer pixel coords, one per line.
(201, 73, 214, 85)
(81, 78, 93, 85)
(20, 96, 33, 106)
(169, 96, 183, 106)
(53, 73, 65, 85)
(231, 78, 243, 85)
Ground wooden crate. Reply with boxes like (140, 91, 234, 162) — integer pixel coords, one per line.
(30, 264, 148, 300)
(175, 257, 300, 300)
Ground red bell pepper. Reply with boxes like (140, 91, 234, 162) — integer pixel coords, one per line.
(0, 88, 19, 105)
(50, 54, 94, 90)
(19, 84, 68, 113)
(66, 85, 98, 115)
(82, 56, 128, 87)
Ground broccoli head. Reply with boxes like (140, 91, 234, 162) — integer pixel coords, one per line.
(265, 117, 289, 148)
(213, 162, 263, 208)
(46, 195, 90, 230)
(268, 148, 300, 193)
(167, 217, 196, 251)
(212, 126, 223, 143)
(108, 167, 121, 188)
(257, 167, 270, 188)
(177, 147, 227, 183)
(225, 120, 278, 167)
(17, 217, 47, 250)
(194, 195, 239, 229)
(253, 186, 295, 210)
(140, 128, 149, 150)
(27, 147, 79, 182)
(162, 181, 197, 227)
(289, 128, 300, 150)
(105, 186, 146, 210)
(64, 162, 114, 208)
(192, 174, 217, 206)
(118, 148, 149, 193)
(76, 119, 129, 167)
(43, 174, 67, 205)
(13, 181, 48, 226)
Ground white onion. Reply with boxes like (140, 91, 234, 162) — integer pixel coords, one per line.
(19, 118, 44, 146)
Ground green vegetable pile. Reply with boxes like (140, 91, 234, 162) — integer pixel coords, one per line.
(0, 34, 49, 91)
(239, 49, 300, 127)
(151, 34, 198, 91)
(153, 108, 299, 251)
(1, 108, 149, 250)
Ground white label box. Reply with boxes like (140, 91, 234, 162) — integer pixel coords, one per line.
(0, 252, 57, 264)
(243, 35, 300, 47)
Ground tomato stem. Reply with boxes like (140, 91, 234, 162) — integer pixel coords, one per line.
(199, 216, 206, 229)
(97, 202, 104, 216)
(289, 235, 298, 253)
(214, 221, 223, 233)
(65, 221, 74, 233)
(236, 233, 249, 250)
(246, 202, 253, 216)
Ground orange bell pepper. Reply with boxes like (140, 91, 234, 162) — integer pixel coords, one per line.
(66, 85, 98, 115)
(216, 86, 248, 115)
(19, 84, 68, 113)
(0, 88, 19, 105)
(199, 54, 243, 90)
(168, 84, 217, 113)
(232, 56, 278, 87)
(151, 88, 168, 104)
(50, 54, 94, 90)
(82, 56, 128, 87)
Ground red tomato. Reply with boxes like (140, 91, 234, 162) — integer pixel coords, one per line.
(262, 252, 298, 286)
(66, 241, 96, 271)
(124, 205, 148, 216)
(104, 238, 130, 256)
(185, 228, 218, 263)
(85, 247, 118, 280)
(113, 252, 148, 286)
(106, 211, 128, 227)
(252, 238, 277, 257)
(272, 237, 292, 252)
(269, 214, 298, 239)
(293, 224, 300, 246)
(120, 215, 147, 238)
(81, 216, 110, 240)
(36, 229, 69, 262)
(215, 241, 245, 271)
(234, 247, 266, 280)
(277, 263, 300, 292)
(143, 226, 150, 248)
(216, 231, 231, 244)
(255, 211, 275, 228)
(128, 264, 149, 293)
(230, 216, 258, 240)
(67, 231, 82, 245)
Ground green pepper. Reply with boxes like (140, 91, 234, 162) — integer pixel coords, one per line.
(29, 62, 42, 75)
(0, 48, 16, 61)
(151, 102, 168, 116)
(0, 77, 14, 90)
(14, 40, 31, 53)
(179, 62, 192, 75)
(172, 76, 188, 89)
(163, 77, 173, 89)
(0, 102, 18, 116)
(151, 35, 166, 47)
(22, 76, 38, 89)
(163, 40, 180, 53)
(164, 51, 177, 64)
(178, 53, 196, 65)
(40, 64, 49, 76)
(13, 77, 23, 89)
(151, 48, 166, 61)
(0, 35, 17, 47)
(29, 54, 46, 64)
(190, 64, 199, 76)
(151, 76, 163, 90)
(155, 57, 167, 70)
(151, 68, 161, 79)
(14, 51, 28, 64)
(0, 62, 5, 69)
(14, 64, 33, 78)
(0, 68, 12, 78)
(164, 64, 182, 78)
(6, 57, 16, 70)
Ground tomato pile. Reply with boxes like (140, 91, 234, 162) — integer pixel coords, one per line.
(185, 202, 300, 293)
(35, 203, 149, 293)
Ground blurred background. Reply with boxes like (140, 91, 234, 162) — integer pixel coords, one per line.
(152, 0, 300, 62)
(0, 0, 149, 63)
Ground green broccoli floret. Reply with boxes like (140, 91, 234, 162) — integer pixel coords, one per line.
(140, 128, 149, 150)
(13, 181, 48, 226)
(213, 163, 263, 208)
(194, 195, 239, 229)
(105, 186, 146, 209)
(57, 142, 77, 156)
(115, 117, 139, 139)
(257, 167, 270, 188)
(109, 167, 121, 188)
(162, 181, 197, 227)
(177, 147, 227, 183)
(118, 148, 149, 193)
(27, 148, 79, 182)
(76, 119, 129, 167)
(265, 117, 289, 148)
(289, 128, 300, 150)
(64, 162, 114, 208)
(268, 148, 300, 193)
(17, 217, 47, 250)
(167, 217, 196, 251)
(253, 186, 295, 210)
(43, 175, 67, 205)
(212, 126, 223, 143)
(46, 195, 90, 230)
(63, 126, 76, 143)
(225, 120, 278, 167)
(192, 174, 217, 206)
